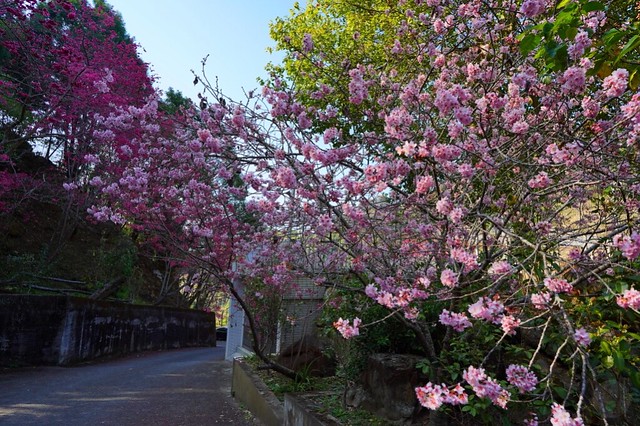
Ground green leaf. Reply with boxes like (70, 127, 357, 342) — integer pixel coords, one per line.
(565, 26, 578, 40)
(583, 1, 605, 12)
(613, 350, 626, 372)
(557, 0, 573, 8)
(544, 41, 560, 57)
(603, 29, 625, 46)
(627, 332, 640, 341)
(629, 67, 639, 90)
(616, 35, 640, 65)
(554, 386, 568, 398)
(631, 371, 640, 388)
(520, 33, 542, 55)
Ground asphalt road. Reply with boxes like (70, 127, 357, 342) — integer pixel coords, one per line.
(0, 346, 258, 425)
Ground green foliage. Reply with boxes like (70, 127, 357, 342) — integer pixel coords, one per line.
(266, 0, 406, 139)
(0, 253, 39, 283)
(319, 286, 427, 380)
(314, 392, 388, 426)
(246, 355, 388, 425)
(89, 234, 138, 282)
(159, 87, 193, 115)
(519, 0, 640, 86)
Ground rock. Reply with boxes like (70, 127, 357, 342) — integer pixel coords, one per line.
(276, 334, 336, 378)
(346, 353, 427, 423)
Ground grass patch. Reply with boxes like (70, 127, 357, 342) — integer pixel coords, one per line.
(244, 356, 387, 425)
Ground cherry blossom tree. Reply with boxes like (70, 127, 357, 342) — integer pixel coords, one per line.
(84, 0, 639, 423)
(0, 0, 153, 178)
(260, 1, 640, 423)
(0, 0, 153, 290)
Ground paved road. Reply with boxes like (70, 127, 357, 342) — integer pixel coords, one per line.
(0, 346, 258, 425)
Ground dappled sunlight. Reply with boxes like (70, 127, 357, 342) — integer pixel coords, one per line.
(0, 403, 68, 418)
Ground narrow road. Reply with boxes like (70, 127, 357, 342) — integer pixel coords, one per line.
(0, 346, 258, 425)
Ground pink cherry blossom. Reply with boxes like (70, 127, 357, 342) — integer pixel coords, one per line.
(501, 315, 520, 336)
(463, 366, 510, 408)
(440, 268, 458, 288)
(488, 260, 514, 277)
(333, 317, 362, 339)
(506, 364, 538, 393)
(468, 297, 504, 324)
(531, 292, 551, 310)
(528, 171, 552, 189)
(602, 68, 629, 98)
(519, 0, 546, 18)
(415, 382, 445, 410)
(617, 288, 640, 310)
(544, 277, 573, 293)
(550, 403, 585, 426)
(574, 328, 591, 347)
(560, 66, 587, 95)
(439, 309, 472, 332)
(613, 232, 640, 261)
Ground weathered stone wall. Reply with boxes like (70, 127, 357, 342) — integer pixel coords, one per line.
(0, 295, 216, 366)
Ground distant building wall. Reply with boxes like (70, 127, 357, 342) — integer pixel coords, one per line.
(0, 295, 216, 366)
(225, 276, 246, 361)
(277, 277, 325, 352)
(225, 275, 325, 359)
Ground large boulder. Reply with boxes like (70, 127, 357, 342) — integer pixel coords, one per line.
(345, 353, 427, 422)
(276, 334, 336, 378)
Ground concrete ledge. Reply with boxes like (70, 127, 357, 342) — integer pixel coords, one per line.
(231, 358, 284, 426)
(285, 392, 341, 426)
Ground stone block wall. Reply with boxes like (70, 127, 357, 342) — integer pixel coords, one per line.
(0, 295, 216, 366)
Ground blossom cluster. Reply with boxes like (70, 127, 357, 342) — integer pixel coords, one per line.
(333, 317, 361, 339)
(415, 382, 468, 410)
(463, 366, 510, 408)
(617, 288, 640, 310)
(439, 309, 472, 332)
(544, 277, 573, 294)
(505, 364, 538, 393)
(573, 328, 591, 347)
(550, 403, 585, 426)
(468, 297, 505, 324)
(613, 232, 640, 261)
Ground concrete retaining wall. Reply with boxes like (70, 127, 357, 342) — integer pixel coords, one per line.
(0, 295, 216, 366)
(231, 359, 284, 426)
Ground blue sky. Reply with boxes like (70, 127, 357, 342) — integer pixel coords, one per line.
(106, 1, 294, 101)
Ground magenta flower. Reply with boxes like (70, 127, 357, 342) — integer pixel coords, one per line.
(333, 317, 361, 339)
(302, 33, 313, 52)
(439, 309, 472, 332)
(544, 277, 573, 293)
(501, 315, 520, 336)
(531, 292, 551, 310)
(602, 68, 629, 98)
(574, 328, 591, 347)
(506, 364, 538, 393)
(617, 288, 640, 310)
